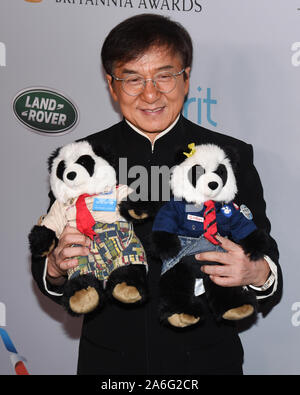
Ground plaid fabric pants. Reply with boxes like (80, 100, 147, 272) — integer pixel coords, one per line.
(67, 221, 147, 283)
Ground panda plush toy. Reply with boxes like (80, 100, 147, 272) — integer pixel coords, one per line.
(152, 143, 269, 328)
(29, 140, 148, 316)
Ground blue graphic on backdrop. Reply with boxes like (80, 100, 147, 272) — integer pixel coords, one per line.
(0, 328, 30, 374)
(184, 87, 217, 127)
(0, 301, 30, 375)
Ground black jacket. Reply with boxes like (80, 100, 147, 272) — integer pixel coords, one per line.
(31, 116, 282, 375)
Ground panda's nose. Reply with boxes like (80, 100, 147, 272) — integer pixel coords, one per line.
(208, 181, 218, 190)
(66, 171, 76, 180)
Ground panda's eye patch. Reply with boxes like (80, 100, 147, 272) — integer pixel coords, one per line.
(188, 165, 205, 187)
(75, 155, 95, 177)
(214, 164, 227, 185)
(56, 160, 66, 181)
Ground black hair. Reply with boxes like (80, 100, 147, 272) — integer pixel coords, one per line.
(101, 13, 193, 75)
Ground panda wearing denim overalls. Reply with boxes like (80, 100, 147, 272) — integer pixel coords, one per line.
(28, 141, 148, 316)
(152, 143, 270, 328)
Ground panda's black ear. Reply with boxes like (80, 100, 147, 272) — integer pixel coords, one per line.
(89, 141, 117, 169)
(91, 143, 120, 183)
(47, 147, 61, 173)
(223, 145, 240, 172)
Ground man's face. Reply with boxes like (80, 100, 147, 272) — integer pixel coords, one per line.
(106, 46, 190, 137)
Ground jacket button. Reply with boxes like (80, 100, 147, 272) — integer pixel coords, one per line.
(192, 225, 196, 230)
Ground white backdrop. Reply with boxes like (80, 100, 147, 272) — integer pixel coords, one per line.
(0, 0, 299, 375)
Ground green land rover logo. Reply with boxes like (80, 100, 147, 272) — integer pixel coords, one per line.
(13, 88, 79, 134)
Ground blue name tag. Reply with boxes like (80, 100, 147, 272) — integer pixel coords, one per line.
(92, 197, 117, 212)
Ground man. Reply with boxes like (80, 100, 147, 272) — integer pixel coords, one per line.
(31, 14, 282, 375)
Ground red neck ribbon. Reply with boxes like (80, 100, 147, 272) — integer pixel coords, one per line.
(203, 200, 220, 245)
(76, 194, 97, 240)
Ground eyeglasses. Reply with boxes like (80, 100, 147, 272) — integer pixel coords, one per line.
(111, 69, 185, 96)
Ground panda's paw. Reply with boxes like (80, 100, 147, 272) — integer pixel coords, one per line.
(239, 229, 270, 261)
(69, 286, 100, 314)
(119, 199, 162, 223)
(222, 304, 254, 321)
(167, 313, 200, 328)
(112, 282, 142, 303)
(127, 209, 149, 220)
(152, 231, 181, 259)
(28, 225, 57, 257)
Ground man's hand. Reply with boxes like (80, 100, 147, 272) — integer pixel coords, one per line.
(47, 225, 90, 279)
(196, 235, 270, 287)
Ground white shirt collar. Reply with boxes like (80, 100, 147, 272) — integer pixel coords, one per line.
(125, 115, 180, 148)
